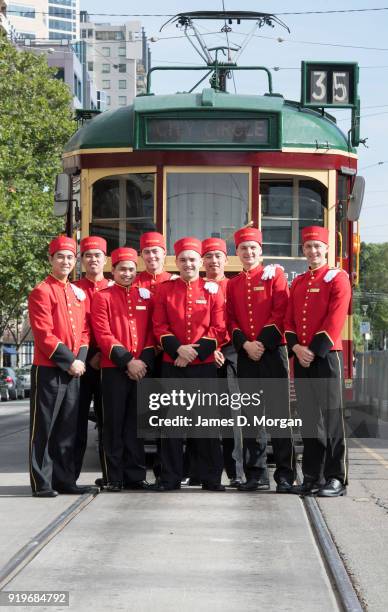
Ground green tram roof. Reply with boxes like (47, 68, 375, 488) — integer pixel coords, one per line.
(64, 90, 353, 154)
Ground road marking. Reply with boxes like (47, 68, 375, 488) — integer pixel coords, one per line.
(353, 439, 388, 469)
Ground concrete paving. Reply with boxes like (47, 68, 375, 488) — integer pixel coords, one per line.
(3, 489, 338, 612)
(3, 401, 388, 611)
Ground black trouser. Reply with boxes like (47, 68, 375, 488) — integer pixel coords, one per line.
(152, 352, 164, 479)
(74, 362, 103, 479)
(294, 351, 348, 485)
(217, 358, 237, 480)
(101, 368, 146, 484)
(29, 365, 80, 493)
(159, 363, 223, 488)
(183, 358, 237, 481)
(237, 346, 295, 484)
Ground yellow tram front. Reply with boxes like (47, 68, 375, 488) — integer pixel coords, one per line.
(58, 60, 363, 388)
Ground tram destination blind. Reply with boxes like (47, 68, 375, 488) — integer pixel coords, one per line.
(146, 117, 270, 146)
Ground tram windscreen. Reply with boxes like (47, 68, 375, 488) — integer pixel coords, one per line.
(166, 172, 249, 255)
(261, 178, 327, 257)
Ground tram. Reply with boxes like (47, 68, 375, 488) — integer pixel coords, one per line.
(55, 11, 364, 390)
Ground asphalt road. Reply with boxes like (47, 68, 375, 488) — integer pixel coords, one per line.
(1, 400, 388, 610)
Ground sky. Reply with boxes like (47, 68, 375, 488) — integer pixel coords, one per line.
(81, 0, 388, 244)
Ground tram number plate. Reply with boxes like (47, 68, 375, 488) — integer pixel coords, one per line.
(301, 61, 358, 108)
(311, 70, 349, 105)
(146, 118, 270, 146)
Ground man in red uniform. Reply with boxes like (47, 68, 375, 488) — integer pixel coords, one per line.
(153, 237, 226, 491)
(136, 231, 171, 293)
(91, 247, 155, 492)
(74, 236, 110, 482)
(202, 237, 243, 487)
(227, 227, 295, 492)
(29, 236, 94, 497)
(285, 226, 351, 497)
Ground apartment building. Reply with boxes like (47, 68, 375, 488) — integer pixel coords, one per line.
(80, 11, 150, 110)
(7, 0, 79, 41)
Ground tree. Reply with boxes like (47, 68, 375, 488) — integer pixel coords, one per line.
(354, 242, 388, 350)
(0, 37, 75, 344)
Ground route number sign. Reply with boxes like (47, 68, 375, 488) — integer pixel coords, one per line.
(301, 62, 358, 108)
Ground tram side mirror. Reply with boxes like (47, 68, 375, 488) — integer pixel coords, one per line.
(347, 175, 365, 221)
(53, 173, 71, 217)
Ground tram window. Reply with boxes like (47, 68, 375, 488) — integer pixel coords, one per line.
(261, 181, 293, 256)
(336, 175, 348, 258)
(91, 173, 155, 252)
(166, 172, 249, 255)
(261, 179, 326, 257)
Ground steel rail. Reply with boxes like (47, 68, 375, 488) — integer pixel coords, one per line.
(297, 466, 364, 612)
(0, 490, 99, 590)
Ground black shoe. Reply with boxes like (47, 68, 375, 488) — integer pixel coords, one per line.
(181, 477, 201, 486)
(291, 479, 321, 496)
(105, 482, 122, 492)
(32, 489, 58, 498)
(228, 478, 242, 488)
(95, 477, 107, 488)
(276, 477, 294, 493)
(238, 478, 270, 491)
(318, 478, 347, 497)
(56, 485, 97, 494)
(151, 481, 181, 492)
(202, 483, 226, 491)
(122, 480, 152, 490)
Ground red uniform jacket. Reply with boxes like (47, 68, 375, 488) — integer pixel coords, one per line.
(135, 270, 171, 295)
(28, 275, 89, 370)
(74, 276, 111, 353)
(153, 277, 226, 365)
(226, 264, 289, 352)
(284, 264, 351, 358)
(204, 276, 230, 347)
(91, 282, 155, 369)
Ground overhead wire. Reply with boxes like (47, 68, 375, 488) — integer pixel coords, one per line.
(7, 7, 388, 17)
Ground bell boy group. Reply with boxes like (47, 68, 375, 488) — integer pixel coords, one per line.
(28, 224, 351, 498)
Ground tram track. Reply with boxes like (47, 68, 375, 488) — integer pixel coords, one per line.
(297, 464, 364, 612)
(0, 427, 29, 441)
(0, 489, 99, 591)
(0, 469, 365, 610)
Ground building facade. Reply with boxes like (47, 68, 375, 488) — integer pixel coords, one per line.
(80, 12, 150, 110)
(7, 0, 79, 41)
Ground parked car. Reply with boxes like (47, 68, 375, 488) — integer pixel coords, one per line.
(0, 367, 25, 401)
(16, 365, 31, 399)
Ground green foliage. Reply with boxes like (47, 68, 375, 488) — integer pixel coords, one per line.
(354, 242, 388, 350)
(0, 37, 75, 335)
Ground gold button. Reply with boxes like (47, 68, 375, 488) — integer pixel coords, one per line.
(303, 318, 306, 321)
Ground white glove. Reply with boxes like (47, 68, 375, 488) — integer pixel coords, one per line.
(70, 284, 86, 301)
(323, 269, 341, 283)
(204, 281, 219, 294)
(170, 274, 179, 280)
(138, 287, 151, 299)
(107, 279, 115, 287)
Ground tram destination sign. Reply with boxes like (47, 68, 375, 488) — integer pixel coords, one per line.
(301, 61, 358, 109)
(139, 113, 281, 149)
